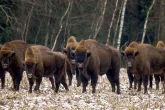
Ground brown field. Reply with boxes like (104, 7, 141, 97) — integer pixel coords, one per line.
(0, 69, 165, 110)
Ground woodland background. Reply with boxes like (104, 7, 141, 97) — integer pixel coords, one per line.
(0, 0, 165, 51)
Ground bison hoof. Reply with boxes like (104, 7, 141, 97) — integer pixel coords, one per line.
(28, 90, 32, 93)
(117, 91, 121, 94)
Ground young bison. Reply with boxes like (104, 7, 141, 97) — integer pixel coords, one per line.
(23, 45, 69, 93)
(0, 40, 29, 91)
(63, 36, 81, 87)
(121, 42, 165, 94)
(75, 39, 120, 94)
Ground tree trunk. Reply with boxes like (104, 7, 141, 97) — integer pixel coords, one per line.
(112, 1, 123, 47)
(141, 0, 156, 43)
(51, 0, 72, 51)
(106, 0, 118, 45)
(159, 0, 165, 41)
(116, 0, 127, 50)
(93, 0, 107, 39)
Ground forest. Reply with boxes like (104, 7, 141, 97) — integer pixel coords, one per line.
(0, 0, 165, 51)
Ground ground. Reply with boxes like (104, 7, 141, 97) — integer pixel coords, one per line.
(0, 68, 165, 110)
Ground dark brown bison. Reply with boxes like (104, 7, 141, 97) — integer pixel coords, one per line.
(23, 45, 69, 93)
(74, 39, 120, 94)
(0, 44, 5, 89)
(121, 41, 153, 90)
(154, 41, 165, 90)
(0, 40, 29, 91)
(63, 36, 81, 87)
(121, 42, 165, 94)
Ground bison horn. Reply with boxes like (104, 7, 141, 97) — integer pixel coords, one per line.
(120, 41, 128, 53)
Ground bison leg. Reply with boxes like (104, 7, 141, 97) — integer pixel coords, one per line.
(106, 71, 116, 93)
(76, 68, 81, 87)
(0, 72, 5, 89)
(142, 75, 148, 94)
(67, 70, 73, 86)
(149, 75, 153, 89)
(137, 77, 142, 92)
(55, 82, 60, 93)
(90, 74, 98, 93)
(127, 71, 134, 90)
(28, 78, 34, 93)
(80, 74, 88, 93)
(60, 75, 69, 91)
(154, 74, 160, 90)
(34, 77, 42, 92)
(134, 76, 137, 89)
(49, 77, 55, 90)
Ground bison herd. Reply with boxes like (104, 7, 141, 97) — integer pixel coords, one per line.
(0, 37, 165, 95)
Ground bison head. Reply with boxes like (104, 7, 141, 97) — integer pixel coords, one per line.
(121, 45, 139, 68)
(0, 47, 15, 69)
(75, 41, 91, 80)
(23, 60, 39, 79)
(63, 47, 76, 64)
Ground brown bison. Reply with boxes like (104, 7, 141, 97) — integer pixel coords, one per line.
(0, 40, 29, 91)
(121, 41, 153, 90)
(74, 39, 120, 94)
(154, 41, 165, 90)
(63, 36, 81, 87)
(23, 45, 69, 93)
(0, 44, 5, 89)
(121, 42, 165, 94)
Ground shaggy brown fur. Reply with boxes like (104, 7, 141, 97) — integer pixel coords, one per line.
(75, 39, 120, 94)
(0, 40, 29, 91)
(63, 36, 81, 87)
(121, 42, 165, 94)
(156, 41, 165, 48)
(24, 45, 69, 93)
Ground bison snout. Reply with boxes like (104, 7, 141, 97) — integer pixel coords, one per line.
(71, 59, 75, 64)
(2, 64, 8, 69)
(127, 62, 132, 67)
(27, 74, 33, 78)
(77, 63, 83, 68)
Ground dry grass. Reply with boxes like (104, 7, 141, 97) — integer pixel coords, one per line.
(0, 69, 165, 110)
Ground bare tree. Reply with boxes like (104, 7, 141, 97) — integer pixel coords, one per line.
(93, 0, 107, 39)
(106, 0, 118, 45)
(141, 0, 156, 43)
(117, 0, 127, 50)
(51, 0, 72, 51)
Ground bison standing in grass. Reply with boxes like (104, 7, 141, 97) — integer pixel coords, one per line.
(121, 41, 153, 90)
(23, 45, 69, 93)
(0, 40, 29, 91)
(121, 42, 165, 94)
(63, 36, 81, 87)
(74, 39, 120, 94)
(0, 44, 5, 89)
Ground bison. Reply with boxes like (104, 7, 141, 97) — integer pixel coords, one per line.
(121, 41, 153, 90)
(74, 39, 120, 94)
(121, 42, 165, 94)
(154, 41, 165, 90)
(63, 36, 81, 87)
(0, 44, 5, 89)
(23, 45, 69, 93)
(0, 40, 29, 91)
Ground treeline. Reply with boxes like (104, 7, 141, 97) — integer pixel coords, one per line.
(0, 0, 165, 51)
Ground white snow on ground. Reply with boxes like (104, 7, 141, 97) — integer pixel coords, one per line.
(0, 68, 165, 109)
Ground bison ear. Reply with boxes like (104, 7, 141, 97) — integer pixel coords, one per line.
(9, 51, 15, 58)
(134, 51, 139, 56)
(87, 52, 91, 57)
(120, 51, 125, 56)
(63, 48, 67, 54)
